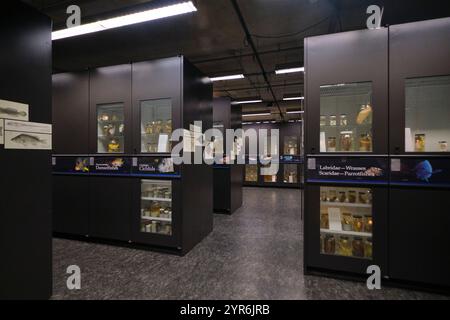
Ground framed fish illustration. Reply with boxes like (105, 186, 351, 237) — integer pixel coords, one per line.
(4, 119, 52, 134)
(4, 131, 52, 150)
(0, 99, 29, 121)
(0, 119, 4, 145)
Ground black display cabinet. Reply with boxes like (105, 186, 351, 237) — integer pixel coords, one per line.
(52, 71, 89, 154)
(213, 97, 243, 214)
(53, 56, 213, 255)
(304, 157, 388, 276)
(304, 18, 450, 293)
(388, 18, 450, 289)
(90, 64, 132, 154)
(243, 122, 303, 188)
(304, 28, 389, 278)
(0, 2, 52, 299)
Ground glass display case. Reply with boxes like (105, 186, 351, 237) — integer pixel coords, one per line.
(97, 103, 125, 153)
(405, 75, 450, 153)
(140, 99, 172, 153)
(284, 136, 299, 155)
(140, 180, 172, 236)
(320, 82, 373, 153)
(283, 164, 298, 184)
(212, 121, 225, 160)
(245, 165, 258, 182)
(319, 186, 373, 259)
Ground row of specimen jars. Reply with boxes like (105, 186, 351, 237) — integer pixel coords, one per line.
(321, 234, 372, 259)
(141, 221, 172, 235)
(142, 203, 172, 219)
(320, 105, 373, 127)
(326, 132, 372, 152)
(321, 189, 372, 204)
(321, 212, 373, 233)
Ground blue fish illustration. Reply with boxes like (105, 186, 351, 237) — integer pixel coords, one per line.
(413, 160, 442, 182)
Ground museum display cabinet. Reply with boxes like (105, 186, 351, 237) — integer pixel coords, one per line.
(52, 56, 213, 255)
(0, 2, 52, 299)
(212, 97, 243, 214)
(243, 122, 303, 188)
(304, 17, 450, 293)
(388, 18, 450, 289)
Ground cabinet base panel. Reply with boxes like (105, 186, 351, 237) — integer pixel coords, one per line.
(53, 232, 184, 256)
(305, 266, 450, 296)
(243, 184, 303, 189)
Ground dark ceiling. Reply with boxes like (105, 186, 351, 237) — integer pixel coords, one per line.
(23, 0, 450, 121)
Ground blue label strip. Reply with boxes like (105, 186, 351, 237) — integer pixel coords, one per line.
(53, 172, 181, 179)
(306, 179, 389, 186)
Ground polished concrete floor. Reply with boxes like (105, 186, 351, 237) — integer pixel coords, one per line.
(52, 188, 449, 300)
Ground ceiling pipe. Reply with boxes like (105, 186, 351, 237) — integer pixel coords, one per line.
(230, 0, 284, 120)
(192, 45, 304, 64)
(215, 81, 304, 92)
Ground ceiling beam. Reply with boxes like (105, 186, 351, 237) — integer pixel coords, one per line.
(230, 0, 284, 120)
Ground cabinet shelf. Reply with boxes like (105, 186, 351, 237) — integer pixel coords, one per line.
(141, 216, 172, 222)
(320, 123, 372, 129)
(141, 197, 172, 202)
(98, 135, 124, 139)
(141, 132, 170, 136)
(320, 201, 371, 208)
(320, 228, 372, 237)
(98, 120, 124, 124)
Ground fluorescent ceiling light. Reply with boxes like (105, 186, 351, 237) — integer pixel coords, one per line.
(283, 96, 304, 101)
(52, 1, 197, 40)
(275, 67, 304, 75)
(286, 110, 305, 114)
(242, 112, 271, 117)
(231, 100, 263, 105)
(210, 74, 245, 82)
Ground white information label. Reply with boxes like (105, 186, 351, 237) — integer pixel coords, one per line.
(132, 157, 138, 167)
(328, 207, 342, 231)
(391, 159, 401, 172)
(158, 134, 169, 153)
(320, 132, 326, 152)
(405, 128, 414, 152)
(307, 158, 316, 170)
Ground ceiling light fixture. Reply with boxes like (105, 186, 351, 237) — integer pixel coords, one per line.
(231, 100, 263, 105)
(275, 67, 305, 75)
(283, 96, 304, 101)
(286, 110, 305, 114)
(210, 74, 245, 82)
(242, 112, 271, 117)
(52, 1, 197, 40)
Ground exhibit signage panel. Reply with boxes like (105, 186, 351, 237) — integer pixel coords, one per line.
(307, 157, 388, 183)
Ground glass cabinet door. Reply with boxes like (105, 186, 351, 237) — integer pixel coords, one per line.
(320, 82, 373, 153)
(245, 164, 258, 182)
(140, 180, 172, 236)
(283, 164, 298, 184)
(405, 75, 450, 153)
(319, 186, 373, 260)
(140, 99, 172, 153)
(97, 103, 125, 153)
(284, 136, 299, 155)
